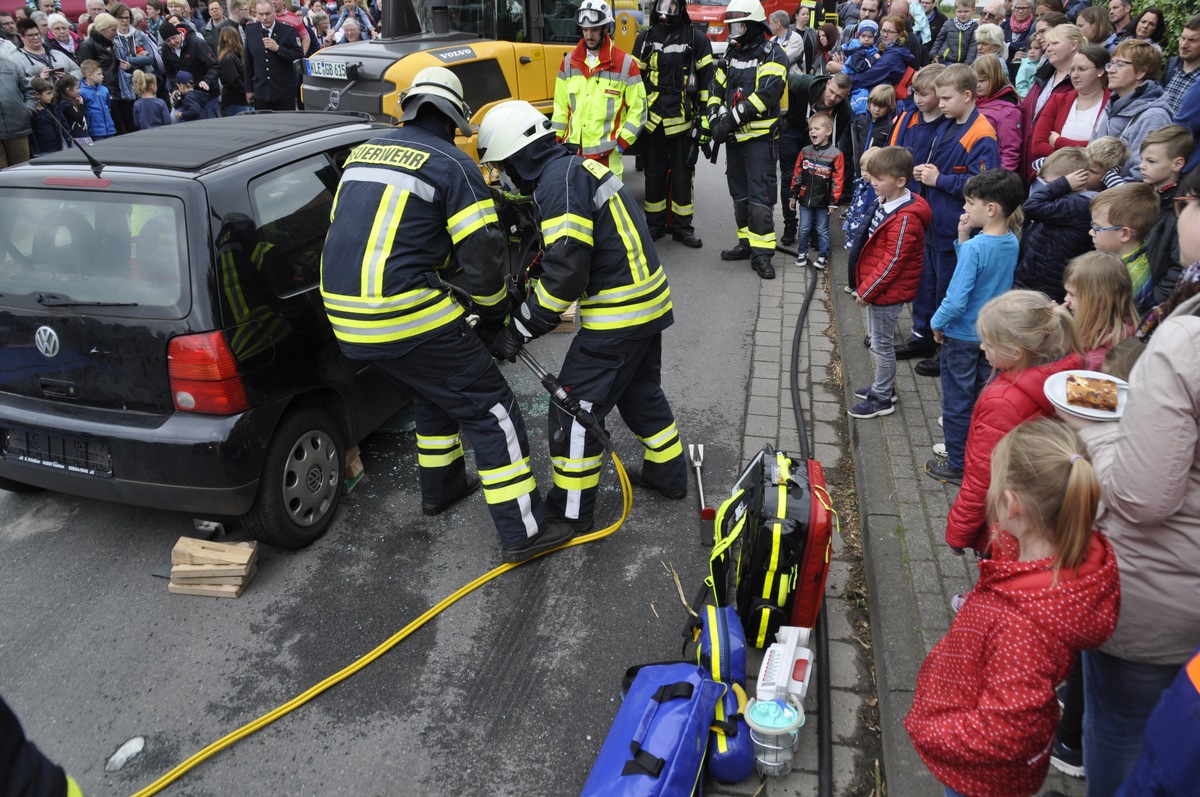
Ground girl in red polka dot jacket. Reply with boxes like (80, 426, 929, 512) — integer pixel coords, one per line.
(905, 418, 1120, 797)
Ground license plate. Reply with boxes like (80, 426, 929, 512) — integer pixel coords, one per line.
(4, 428, 112, 477)
(306, 59, 347, 79)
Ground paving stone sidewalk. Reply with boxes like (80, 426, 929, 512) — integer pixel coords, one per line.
(834, 285, 1087, 797)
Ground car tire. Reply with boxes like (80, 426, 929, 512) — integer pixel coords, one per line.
(242, 407, 344, 549)
(0, 476, 43, 494)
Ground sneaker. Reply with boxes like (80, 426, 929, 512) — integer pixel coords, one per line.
(937, 415, 943, 428)
(932, 442, 947, 458)
(863, 335, 870, 348)
(1056, 682, 1068, 710)
(1049, 737, 1085, 779)
(843, 285, 855, 294)
(627, 466, 687, 500)
(950, 593, 967, 612)
(925, 458, 963, 485)
(854, 386, 898, 403)
(814, 254, 828, 270)
(848, 394, 896, 419)
(421, 473, 482, 516)
(721, 242, 751, 261)
(500, 521, 579, 564)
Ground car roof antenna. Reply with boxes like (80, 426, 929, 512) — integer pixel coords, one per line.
(49, 110, 106, 178)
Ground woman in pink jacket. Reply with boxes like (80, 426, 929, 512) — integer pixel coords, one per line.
(972, 55, 1023, 172)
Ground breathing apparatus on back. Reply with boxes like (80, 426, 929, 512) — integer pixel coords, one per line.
(723, 0, 767, 51)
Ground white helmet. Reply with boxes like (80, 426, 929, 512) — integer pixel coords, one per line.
(722, 0, 766, 24)
(477, 100, 555, 164)
(398, 66, 473, 137)
(576, 0, 613, 28)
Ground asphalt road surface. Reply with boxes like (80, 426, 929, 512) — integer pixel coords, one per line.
(0, 156, 768, 796)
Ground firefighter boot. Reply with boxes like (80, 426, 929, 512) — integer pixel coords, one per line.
(751, 255, 776, 280)
(781, 222, 797, 247)
(721, 241, 752, 261)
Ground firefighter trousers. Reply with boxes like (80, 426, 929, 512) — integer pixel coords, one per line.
(547, 331, 687, 525)
(643, 128, 697, 235)
(369, 320, 544, 547)
(725, 136, 778, 260)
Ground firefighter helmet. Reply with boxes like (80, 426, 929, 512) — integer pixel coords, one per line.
(576, 0, 614, 28)
(724, 0, 767, 48)
(477, 100, 555, 165)
(398, 66, 473, 137)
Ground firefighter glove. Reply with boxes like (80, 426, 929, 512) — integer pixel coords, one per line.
(711, 110, 735, 143)
(491, 324, 526, 363)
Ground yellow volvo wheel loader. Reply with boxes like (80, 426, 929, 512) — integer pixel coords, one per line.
(302, 0, 642, 159)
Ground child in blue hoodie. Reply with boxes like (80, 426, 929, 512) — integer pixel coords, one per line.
(907, 63, 1000, 373)
(78, 59, 116, 140)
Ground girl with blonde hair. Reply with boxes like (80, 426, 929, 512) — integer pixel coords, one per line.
(1061, 251, 1138, 369)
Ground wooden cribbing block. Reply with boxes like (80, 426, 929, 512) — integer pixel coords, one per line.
(171, 537, 257, 567)
(170, 564, 257, 587)
(170, 562, 254, 579)
(167, 580, 248, 599)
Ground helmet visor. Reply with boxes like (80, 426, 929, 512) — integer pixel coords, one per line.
(578, 7, 605, 25)
(655, 0, 677, 15)
(728, 20, 747, 38)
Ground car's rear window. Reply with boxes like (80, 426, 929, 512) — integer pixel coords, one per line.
(0, 190, 188, 318)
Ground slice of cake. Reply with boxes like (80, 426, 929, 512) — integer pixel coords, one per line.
(1066, 374, 1118, 413)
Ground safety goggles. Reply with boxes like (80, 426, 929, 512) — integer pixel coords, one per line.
(578, 8, 605, 25)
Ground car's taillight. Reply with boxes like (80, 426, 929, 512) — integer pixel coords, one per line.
(168, 332, 250, 414)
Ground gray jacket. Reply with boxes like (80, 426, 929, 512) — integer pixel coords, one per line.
(1078, 290, 1200, 666)
(8, 44, 82, 87)
(1094, 80, 1174, 180)
(0, 55, 35, 139)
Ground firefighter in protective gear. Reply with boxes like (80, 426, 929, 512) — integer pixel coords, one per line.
(707, 0, 788, 280)
(551, 0, 647, 183)
(320, 67, 574, 564)
(478, 100, 689, 530)
(633, 0, 714, 248)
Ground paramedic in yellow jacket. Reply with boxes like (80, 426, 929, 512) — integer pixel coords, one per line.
(552, 0, 647, 182)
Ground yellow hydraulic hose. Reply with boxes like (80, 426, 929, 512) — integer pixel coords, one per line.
(129, 453, 633, 797)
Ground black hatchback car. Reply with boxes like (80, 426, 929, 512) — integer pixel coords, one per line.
(0, 113, 408, 549)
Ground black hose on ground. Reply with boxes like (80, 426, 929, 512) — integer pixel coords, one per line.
(788, 262, 832, 797)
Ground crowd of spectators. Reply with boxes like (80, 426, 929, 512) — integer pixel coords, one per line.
(0, 0, 379, 162)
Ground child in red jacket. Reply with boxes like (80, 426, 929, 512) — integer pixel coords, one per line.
(846, 146, 932, 419)
(942, 290, 1084, 558)
(907, 418, 1120, 797)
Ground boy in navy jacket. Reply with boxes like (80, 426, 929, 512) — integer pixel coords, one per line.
(172, 71, 208, 122)
(1015, 147, 1096, 302)
(908, 63, 1000, 376)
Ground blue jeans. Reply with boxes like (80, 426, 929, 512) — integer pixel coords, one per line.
(223, 104, 253, 116)
(1083, 649, 1180, 797)
(944, 787, 971, 797)
(796, 204, 831, 258)
(867, 303, 903, 400)
(939, 336, 991, 470)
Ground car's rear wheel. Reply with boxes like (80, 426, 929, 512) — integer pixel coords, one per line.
(0, 476, 43, 494)
(242, 407, 344, 549)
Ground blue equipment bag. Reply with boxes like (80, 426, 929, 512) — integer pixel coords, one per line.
(580, 663, 725, 797)
(694, 604, 746, 686)
(706, 683, 754, 784)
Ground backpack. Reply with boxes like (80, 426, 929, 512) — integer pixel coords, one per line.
(895, 65, 915, 100)
(707, 444, 835, 647)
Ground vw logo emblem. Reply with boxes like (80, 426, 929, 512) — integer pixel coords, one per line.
(34, 326, 60, 358)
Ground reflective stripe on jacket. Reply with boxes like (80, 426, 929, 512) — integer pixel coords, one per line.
(320, 124, 508, 357)
(527, 154, 673, 336)
(553, 38, 648, 156)
(633, 25, 715, 136)
(707, 38, 788, 142)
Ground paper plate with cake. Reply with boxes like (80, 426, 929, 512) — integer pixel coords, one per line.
(1044, 370, 1129, 420)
